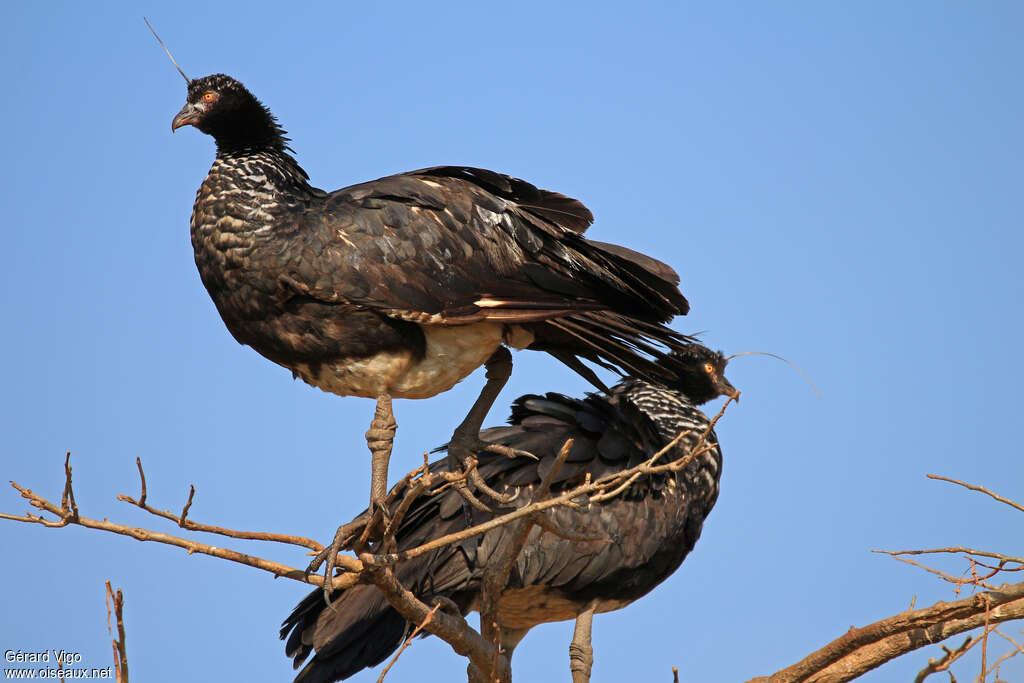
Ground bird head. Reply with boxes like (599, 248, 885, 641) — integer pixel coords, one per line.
(172, 74, 288, 152)
(666, 344, 739, 405)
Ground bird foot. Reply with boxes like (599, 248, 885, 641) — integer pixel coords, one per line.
(479, 442, 538, 461)
(444, 346, 517, 511)
(446, 433, 517, 511)
(431, 595, 463, 617)
(305, 522, 350, 605)
(306, 501, 390, 605)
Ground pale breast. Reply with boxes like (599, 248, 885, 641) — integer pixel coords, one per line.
(292, 322, 534, 400)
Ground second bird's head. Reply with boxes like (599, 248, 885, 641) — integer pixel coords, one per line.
(172, 74, 287, 151)
(667, 344, 739, 406)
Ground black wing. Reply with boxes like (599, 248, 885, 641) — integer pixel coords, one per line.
(266, 166, 692, 383)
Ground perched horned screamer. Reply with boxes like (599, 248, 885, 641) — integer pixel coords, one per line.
(281, 344, 738, 683)
(162, 39, 693, 585)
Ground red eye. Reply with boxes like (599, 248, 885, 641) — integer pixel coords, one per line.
(703, 363, 715, 374)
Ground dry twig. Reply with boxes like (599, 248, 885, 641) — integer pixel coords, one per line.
(926, 475, 1024, 514)
(915, 635, 979, 682)
(2, 459, 360, 591)
(118, 457, 325, 551)
(375, 602, 442, 683)
(105, 581, 128, 683)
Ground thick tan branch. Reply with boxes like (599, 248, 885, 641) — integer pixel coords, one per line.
(747, 582, 1024, 683)
(358, 556, 501, 679)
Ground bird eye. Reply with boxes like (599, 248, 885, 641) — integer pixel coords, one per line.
(202, 92, 217, 103)
(703, 362, 715, 374)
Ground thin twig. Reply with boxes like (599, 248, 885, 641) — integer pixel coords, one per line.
(375, 603, 441, 683)
(874, 552, 998, 592)
(978, 627, 1024, 680)
(980, 596, 990, 682)
(117, 458, 324, 551)
(915, 636, 979, 683)
(926, 475, 1024, 514)
(134, 458, 147, 506)
(5, 478, 359, 590)
(105, 581, 128, 683)
(877, 548, 1024, 567)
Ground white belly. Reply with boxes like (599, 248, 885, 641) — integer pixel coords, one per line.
(292, 323, 533, 400)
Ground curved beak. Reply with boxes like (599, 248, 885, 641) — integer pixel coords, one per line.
(719, 376, 740, 403)
(171, 102, 199, 132)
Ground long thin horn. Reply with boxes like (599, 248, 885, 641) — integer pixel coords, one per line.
(725, 351, 822, 398)
(144, 17, 190, 84)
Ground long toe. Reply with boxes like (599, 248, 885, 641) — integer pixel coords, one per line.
(445, 438, 516, 507)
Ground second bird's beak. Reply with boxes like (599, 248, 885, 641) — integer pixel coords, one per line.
(720, 377, 740, 403)
(171, 103, 199, 132)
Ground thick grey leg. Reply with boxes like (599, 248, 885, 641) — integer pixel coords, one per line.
(366, 393, 397, 509)
(570, 602, 597, 683)
(307, 394, 396, 602)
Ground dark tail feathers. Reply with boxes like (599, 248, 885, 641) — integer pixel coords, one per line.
(282, 584, 408, 683)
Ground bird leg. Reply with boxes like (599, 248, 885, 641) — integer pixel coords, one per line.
(306, 394, 396, 602)
(569, 601, 597, 683)
(366, 393, 397, 509)
(447, 347, 517, 510)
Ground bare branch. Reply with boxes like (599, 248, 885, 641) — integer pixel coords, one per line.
(914, 635, 978, 683)
(875, 552, 999, 593)
(357, 554, 503, 681)
(874, 548, 1024, 596)
(746, 582, 1024, 683)
(105, 581, 128, 683)
(926, 475, 1024, 514)
(978, 628, 1024, 680)
(877, 548, 1024, 567)
(5, 476, 360, 591)
(117, 458, 325, 551)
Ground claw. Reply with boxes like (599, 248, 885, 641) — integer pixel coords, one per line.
(467, 465, 515, 504)
(307, 523, 349, 605)
(446, 442, 516, 509)
(305, 515, 373, 604)
(451, 474, 493, 512)
(480, 442, 539, 461)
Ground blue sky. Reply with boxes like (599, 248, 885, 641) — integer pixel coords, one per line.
(2, 3, 1022, 681)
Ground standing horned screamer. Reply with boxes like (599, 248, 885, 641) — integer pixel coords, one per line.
(167, 64, 694, 580)
(281, 344, 738, 683)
